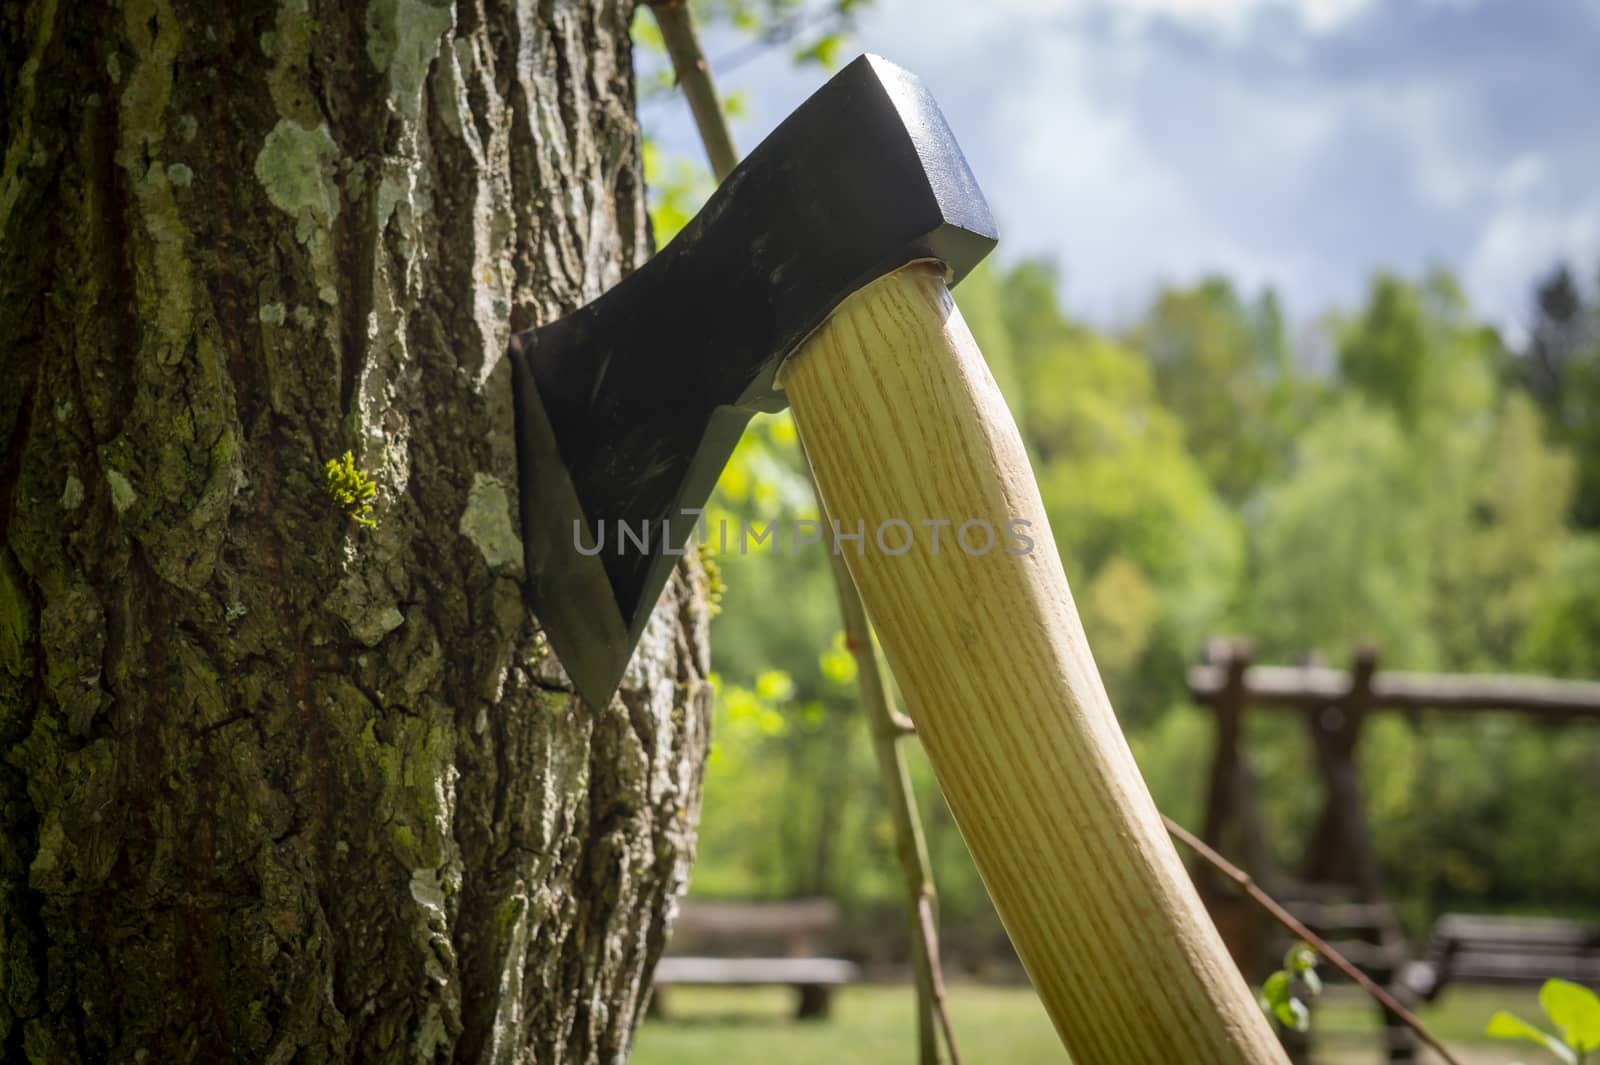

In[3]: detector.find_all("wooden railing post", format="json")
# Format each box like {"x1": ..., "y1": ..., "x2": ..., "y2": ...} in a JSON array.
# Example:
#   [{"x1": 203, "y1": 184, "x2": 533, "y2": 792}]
[
  {"x1": 1199, "y1": 641, "x2": 1254, "y2": 965},
  {"x1": 1301, "y1": 646, "x2": 1382, "y2": 894}
]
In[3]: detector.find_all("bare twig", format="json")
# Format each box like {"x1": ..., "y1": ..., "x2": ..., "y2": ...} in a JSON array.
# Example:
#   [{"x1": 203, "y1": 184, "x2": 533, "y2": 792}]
[
  {"x1": 643, "y1": 0, "x2": 739, "y2": 181},
  {"x1": 917, "y1": 895, "x2": 962, "y2": 1065},
  {"x1": 643, "y1": 8, "x2": 959, "y2": 1063},
  {"x1": 1162, "y1": 815, "x2": 1465, "y2": 1065},
  {"x1": 826, "y1": 541, "x2": 958, "y2": 1065}
]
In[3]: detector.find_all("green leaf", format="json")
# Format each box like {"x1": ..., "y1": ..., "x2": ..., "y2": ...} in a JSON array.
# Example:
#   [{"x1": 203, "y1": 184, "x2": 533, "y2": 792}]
[
  {"x1": 1284, "y1": 941, "x2": 1318, "y2": 975},
  {"x1": 1259, "y1": 970, "x2": 1291, "y2": 1015},
  {"x1": 1487, "y1": 1011, "x2": 1578, "y2": 1065},
  {"x1": 1541, "y1": 980, "x2": 1600, "y2": 1053},
  {"x1": 631, "y1": 17, "x2": 664, "y2": 54},
  {"x1": 819, "y1": 631, "x2": 858, "y2": 685},
  {"x1": 1260, "y1": 967, "x2": 1310, "y2": 1032},
  {"x1": 793, "y1": 33, "x2": 843, "y2": 69},
  {"x1": 754, "y1": 669, "x2": 794, "y2": 702}
]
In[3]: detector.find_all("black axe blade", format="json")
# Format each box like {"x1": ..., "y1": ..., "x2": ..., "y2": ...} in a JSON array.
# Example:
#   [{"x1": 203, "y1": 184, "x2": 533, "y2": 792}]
[{"x1": 508, "y1": 54, "x2": 997, "y2": 708}]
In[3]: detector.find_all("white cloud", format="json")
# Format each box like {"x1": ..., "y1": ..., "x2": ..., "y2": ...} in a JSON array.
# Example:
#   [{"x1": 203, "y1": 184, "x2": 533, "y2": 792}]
[
  {"x1": 1465, "y1": 201, "x2": 1600, "y2": 325},
  {"x1": 986, "y1": 0, "x2": 1375, "y2": 32},
  {"x1": 1114, "y1": 0, "x2": 1373, "y2": 32}
]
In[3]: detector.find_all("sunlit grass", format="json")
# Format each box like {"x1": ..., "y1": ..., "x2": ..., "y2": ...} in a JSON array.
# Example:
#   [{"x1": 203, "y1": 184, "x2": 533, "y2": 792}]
[
  {"x1": 635, "y1": 983, "x2": 1065, "y2": 1065},
  {"x1": 632, "y1": 983, "x2": 1542, "y2": 1065}
]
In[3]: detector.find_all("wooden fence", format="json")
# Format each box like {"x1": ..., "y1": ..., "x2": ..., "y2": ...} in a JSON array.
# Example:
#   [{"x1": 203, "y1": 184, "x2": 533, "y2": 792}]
[{"x1": 1188, "y1": 639, "x2": 1600, "y2": 1063}]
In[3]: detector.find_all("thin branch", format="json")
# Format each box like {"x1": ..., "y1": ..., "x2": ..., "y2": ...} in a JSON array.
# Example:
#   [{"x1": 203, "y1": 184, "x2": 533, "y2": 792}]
[
  {"x1": 918, "y1": 895, "x2": 963, "y2": 1065},
  {"x1": 1162, "y1": 815, "x2": 1465, "y2": 1065},
  {"x1": 644, "y1": 0, "x2": 740, "y2": 181},
  {"x1": 825, "y1": 535, "x2": 957, "y2": 1065}
]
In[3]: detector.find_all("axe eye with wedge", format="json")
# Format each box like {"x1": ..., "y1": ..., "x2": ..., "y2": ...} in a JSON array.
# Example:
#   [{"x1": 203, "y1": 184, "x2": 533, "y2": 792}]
[{"x1": 509, "y1": 55, "x2": 1289, "y2": 1065}]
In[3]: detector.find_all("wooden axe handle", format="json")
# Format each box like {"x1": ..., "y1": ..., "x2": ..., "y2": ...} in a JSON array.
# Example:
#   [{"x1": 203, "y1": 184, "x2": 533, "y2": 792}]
[{"x1": 779, "y1": 263, "x2": 1288, "y2": 1064}]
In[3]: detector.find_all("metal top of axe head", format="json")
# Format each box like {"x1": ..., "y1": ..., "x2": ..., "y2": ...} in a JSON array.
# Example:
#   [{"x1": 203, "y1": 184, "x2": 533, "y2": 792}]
[{"x1": 508, "y1": 53, "x2": 997, "y2": 708}]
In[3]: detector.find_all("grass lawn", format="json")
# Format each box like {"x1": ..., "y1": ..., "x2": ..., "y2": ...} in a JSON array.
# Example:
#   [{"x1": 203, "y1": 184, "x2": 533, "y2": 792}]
[{"x1": 633, "y1": 983, "x2": 1542, "y2": 1065}]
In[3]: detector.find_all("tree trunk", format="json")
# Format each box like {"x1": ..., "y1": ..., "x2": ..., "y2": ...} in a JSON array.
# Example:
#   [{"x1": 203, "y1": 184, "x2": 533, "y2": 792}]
[{"x1": 0, "y1": 2, "x2": 712, "y2": 1062}]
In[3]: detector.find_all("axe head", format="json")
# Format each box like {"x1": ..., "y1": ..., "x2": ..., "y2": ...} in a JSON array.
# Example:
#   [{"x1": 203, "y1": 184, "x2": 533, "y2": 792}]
[{"x1": 509, "y1": 54, "x2": 996, "y2": 708}]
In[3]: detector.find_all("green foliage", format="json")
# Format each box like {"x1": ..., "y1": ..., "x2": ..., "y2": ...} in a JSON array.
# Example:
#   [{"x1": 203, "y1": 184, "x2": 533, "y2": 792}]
[
  {"x1": 1134, "y1": 276, "x2": 1298, "y2": 501},
  {"x1": 670, "y1": 254, "x2": 1600, "y2": 947},
  {"x1": 1336, "y1": 270, "x2": 1501, "y2": 427},
  {"x1": 1519, "y1": 537, "x2": 1600, "y2": 675},
  {"x1": 1543, "y1": 981, "x2": 1600, "y2": 1056},
  {"x1": 323, "y1": 451, "x2": 377, "y2": 529},
  {"x1": 1339, "y1": 273, "x2": 1430, "y2": 422},
  {"x1": 641, "y1": 141, "x2": 710, "y2": 246},
  {"x1": 1487, "y1": 979, "x2": 1600, "y2": 1063},
  {"x1": 1248, "y1": 278, "x2": 1565, "y2": 671},
  {"x1": 1513, "y1": 263, "x2": 1600, "y2": 528},
  {"x1": 1259, "y1": 941, "x2": 1323, "y2": 1032}
]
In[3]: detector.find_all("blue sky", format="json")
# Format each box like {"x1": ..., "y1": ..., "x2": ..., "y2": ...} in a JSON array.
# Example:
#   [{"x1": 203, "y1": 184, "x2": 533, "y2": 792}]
[{"x1": 639, "y1": 0, "x2": 1600, "y2": 333}]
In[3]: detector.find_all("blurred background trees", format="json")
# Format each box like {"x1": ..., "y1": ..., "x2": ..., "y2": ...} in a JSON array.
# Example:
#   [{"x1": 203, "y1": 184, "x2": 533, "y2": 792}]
[
  {"x1": 634, "y1": 4, "x2": 1600, "y2": 969},
  {"x1": 678, "y1": 246, "x2": 1600, "y2": 959}
]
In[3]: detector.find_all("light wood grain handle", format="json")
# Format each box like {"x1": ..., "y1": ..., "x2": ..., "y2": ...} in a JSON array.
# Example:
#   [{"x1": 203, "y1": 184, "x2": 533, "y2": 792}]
[{"x1": 779, "y1": 263, "x2": 1288, "y2": 1064}]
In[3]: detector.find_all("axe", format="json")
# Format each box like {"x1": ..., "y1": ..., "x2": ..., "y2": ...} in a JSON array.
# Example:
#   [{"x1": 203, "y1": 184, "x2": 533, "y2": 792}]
[{"x1": 508, "y1": 55, "x2": 1288, "y2": 1064}]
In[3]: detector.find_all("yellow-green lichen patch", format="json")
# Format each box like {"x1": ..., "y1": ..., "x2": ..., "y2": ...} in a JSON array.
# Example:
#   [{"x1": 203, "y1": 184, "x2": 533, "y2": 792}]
[
  {"x1": 253, "y1": 120, "x2": 340, "y2": 245},
  {"x1": 458, "y1": 473, "x2": 522, "y2": 573},
  {"x1": 106, "y1": 470, "x2": 137, "y2": 514},
  {"x1": 365, "y1": 0, "x2": 453, "y2": 124},
  {"x1": 409, "y1": 866, "x2": 447, "y2": 919},
  {"x1": 59, "y1": 475, "x2": 84, "y2": 511}
]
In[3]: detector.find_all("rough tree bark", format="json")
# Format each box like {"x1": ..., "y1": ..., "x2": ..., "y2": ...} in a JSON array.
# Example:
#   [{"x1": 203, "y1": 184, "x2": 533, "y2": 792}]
[{"x1": 0, "y1": 2, "x2": 712, "y2": 1062}]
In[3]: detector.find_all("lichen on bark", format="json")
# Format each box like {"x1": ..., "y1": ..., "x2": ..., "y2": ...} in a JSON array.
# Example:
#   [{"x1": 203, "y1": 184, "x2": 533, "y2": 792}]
[{"x1": 0, "y1": 1, "x2": 709, "y2": 1062}]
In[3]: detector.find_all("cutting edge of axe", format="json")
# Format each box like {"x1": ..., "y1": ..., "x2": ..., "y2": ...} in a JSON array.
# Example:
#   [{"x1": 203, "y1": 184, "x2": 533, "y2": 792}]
[{"x1": 507, "y1": 53, "x2": 995, "y2": 709}]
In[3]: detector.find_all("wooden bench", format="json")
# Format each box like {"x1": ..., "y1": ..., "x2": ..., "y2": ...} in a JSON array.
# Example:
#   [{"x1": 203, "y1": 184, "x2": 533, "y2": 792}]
[
  {"x1": 1400, "y1": 914, "x2": 1600, "y2": 1002},
  {"x1": 650, "y1": 899, "x2": 860, "y2": 1020}
]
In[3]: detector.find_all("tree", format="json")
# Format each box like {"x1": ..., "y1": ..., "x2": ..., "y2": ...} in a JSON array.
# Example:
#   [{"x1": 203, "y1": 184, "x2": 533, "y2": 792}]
[
  {"x1": 0, "y1": 3, "x2": 711, "y2": 1062},
  {"x1": 1520, "y1": 263, "x2": 1588, "y2": 406},
  {"x1": 1515, "y1": 261, "x2": 1600, "y2": 528},
  {"x1": 1246, "y1": 270, "x2": 1555, "y2": 671},
  {"x1": 1133, "y1": 276, "x2": 1293, "y2": 503}
]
